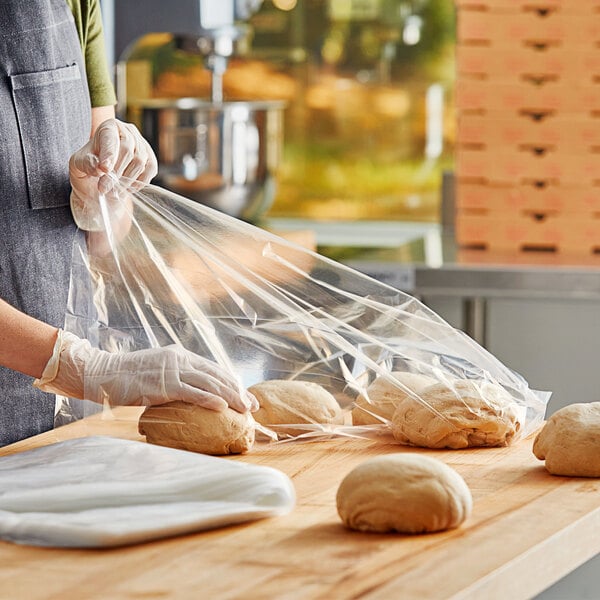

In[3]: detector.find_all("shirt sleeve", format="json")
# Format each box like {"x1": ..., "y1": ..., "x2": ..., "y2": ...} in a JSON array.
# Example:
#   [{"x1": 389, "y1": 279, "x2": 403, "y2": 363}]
[{"x1": 82, "y1": 0, "x2": 117, "y2": 108}]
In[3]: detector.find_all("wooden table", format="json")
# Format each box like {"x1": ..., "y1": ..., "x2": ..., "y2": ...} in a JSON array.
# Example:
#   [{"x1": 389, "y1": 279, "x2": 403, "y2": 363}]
[{"x1": 0, "y1": 409, "x2": 599, "y2": 600}]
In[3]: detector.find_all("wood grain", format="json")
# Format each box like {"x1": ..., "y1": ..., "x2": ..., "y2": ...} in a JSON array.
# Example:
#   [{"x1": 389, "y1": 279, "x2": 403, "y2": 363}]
[{"x1": 0, "y1": 410, "x2": 598, "y2": 600}]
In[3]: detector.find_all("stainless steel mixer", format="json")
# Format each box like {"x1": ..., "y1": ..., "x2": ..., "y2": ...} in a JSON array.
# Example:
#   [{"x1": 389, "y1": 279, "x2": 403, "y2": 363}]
[
  {"x1": 139, "y1": 97, "x2": 284, "y2": 222},
  {"x1": 121, "y1": 0, "x2": 286, "y2": 221},
  {"x1": 183, "y1": 0, "x2": 264, "y2": 104}
]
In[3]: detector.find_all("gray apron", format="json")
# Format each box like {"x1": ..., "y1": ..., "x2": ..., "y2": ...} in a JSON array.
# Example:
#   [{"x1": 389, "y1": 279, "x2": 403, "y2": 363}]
[{"x1": 0, "y1": 0, "x2": 91, "y2": 446}]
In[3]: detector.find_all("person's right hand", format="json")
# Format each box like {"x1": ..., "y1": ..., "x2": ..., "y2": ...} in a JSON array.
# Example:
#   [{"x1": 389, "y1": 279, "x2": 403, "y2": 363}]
[
  {"x1": 69, "y1": 119, "x2": 157, "y2": 231},
  {"x1": 34, "y1": 330, "x2": 257, "y2": 413}
]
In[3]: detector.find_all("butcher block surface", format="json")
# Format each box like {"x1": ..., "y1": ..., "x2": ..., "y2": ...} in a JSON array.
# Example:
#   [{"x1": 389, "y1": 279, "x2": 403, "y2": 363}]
[{"x1": 0, "y1": 407, "x2": 599, "y2": 600}]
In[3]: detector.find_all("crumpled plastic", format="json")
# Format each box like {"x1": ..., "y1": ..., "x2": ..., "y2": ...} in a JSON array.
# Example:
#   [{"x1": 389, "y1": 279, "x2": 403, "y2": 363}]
[
  {"x1": 0, "y1": 436, "x2": 295, "y2": 547},
  {"x1": 58, "y1": 174, "x2": 550, "y2": 445}
]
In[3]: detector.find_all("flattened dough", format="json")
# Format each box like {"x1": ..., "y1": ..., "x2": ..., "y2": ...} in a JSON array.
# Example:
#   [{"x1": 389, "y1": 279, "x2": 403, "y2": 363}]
[
  {"x1": 391, "y1": 379, "x2": 521, "y2": 449},
  {"x1": 139, "y1": 401, "x2": 255, "y2": 455},
  {"x1": 248, "y1": 380, "x2": 344, "y2": 430},
  {"x1": 533, "y1": 402, "x2": 600, "y2": 477},
  {"x1": 336, "y1": 454, "x2": 472, "y2": 533},
  {"x1": 352, "y1": 372, "x2": 437, "y2": 425}
]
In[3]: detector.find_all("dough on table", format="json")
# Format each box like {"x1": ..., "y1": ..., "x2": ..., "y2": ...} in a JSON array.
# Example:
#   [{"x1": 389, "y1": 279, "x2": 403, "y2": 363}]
[
  {"x1": 139, "y1": 401, "x2": 255, "y2": 455},
  {"x1": 336, "y1": 454, "x2": 472, "y2": 534},
  {"x1": 391, "y1": 378, "x2": 521, "y2": 449},
  {"x1": 248, "y1": 380, "x2": 344, "y2": 431},
  {"x1": 352, "y1": 372, "x2": 437, "y2": 425},
  {"x1": 533, "y1": 402, "x2": 600, "y2": 477}
]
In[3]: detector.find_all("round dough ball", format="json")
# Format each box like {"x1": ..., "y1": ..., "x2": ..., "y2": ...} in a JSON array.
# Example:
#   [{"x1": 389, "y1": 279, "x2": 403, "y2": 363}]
[
  {"x1": 352, "y1": 372, "x2": 437, "y2": 425},
  {"x1": 248, "y1": 380, "x2": 344, "y2": 430},
  {"x1": 391, "y1": 379, "x2": 521, "y2": 449},
  {"x1": 533, "y1": 402, "x2": 600, "y2": 477},
  {"x1": 336, "y1": 454, "x2": 472, "y2": 533},
  {"x1": 139, "y1": 401, "x2": 255, "y2": 455}
]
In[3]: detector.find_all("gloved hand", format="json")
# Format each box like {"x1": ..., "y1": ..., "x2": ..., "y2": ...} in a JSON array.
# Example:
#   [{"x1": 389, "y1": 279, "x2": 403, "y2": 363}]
[
  {"x1": 34, "y1": 330, "x2": 258, "y2": 413},
  {"x1": 69, "y1": 119, "x2": 158, "y2": 231}
]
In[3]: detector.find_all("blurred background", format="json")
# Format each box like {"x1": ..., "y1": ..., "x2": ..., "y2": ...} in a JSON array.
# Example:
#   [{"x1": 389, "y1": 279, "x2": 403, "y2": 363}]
[{"x1": 106, "y1": 0, "x2": 455, "y2": 224}]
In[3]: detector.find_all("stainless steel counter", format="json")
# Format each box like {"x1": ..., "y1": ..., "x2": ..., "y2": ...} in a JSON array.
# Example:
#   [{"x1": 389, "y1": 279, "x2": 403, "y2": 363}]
[
  {"x1": 267, "y1": 218, "x2": 600, "y2": 296},
  {"x1": 356, "y1": 257, "x2": 600, "y2": 345},
  {"x1": 266, "y1": 218, "x2": 600, "y2": 344},
  {"x1": 412, "y1": 264, "x2": 600, "y2": 300}
]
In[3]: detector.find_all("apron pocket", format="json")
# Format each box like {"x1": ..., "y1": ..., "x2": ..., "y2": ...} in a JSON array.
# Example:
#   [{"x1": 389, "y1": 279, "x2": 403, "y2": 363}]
[{"x1": 11, "y1": 63, "x2": 89, "y2": 210}]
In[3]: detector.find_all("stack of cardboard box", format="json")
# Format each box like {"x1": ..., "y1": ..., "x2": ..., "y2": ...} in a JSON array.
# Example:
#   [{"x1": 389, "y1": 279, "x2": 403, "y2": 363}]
[{"x1": 455, "y1": 0, "x2": 600, "y2": 253}]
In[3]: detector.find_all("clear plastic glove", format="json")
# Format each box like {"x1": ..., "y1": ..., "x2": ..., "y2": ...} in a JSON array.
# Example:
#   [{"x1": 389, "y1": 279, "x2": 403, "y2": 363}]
[
  {"x1": 69, "y1": 119, "x2": 158, "y2": 231},
  {"x1": 34, "y1": 331, "x2": 258, "y2": 413}
]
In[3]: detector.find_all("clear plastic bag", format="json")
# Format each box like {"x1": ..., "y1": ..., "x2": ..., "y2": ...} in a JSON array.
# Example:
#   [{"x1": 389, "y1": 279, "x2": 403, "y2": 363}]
[{"x1": 59, "y1": 174, "x2": 550, "y2": 448}]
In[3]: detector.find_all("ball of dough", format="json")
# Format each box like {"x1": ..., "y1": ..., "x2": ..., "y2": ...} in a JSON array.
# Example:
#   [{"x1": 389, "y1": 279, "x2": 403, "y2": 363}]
[
  {"x1": 391, "y1": 379, "x2": 521, "y2": 449},
  {"x1": 139, "y1": 401, "x2": 255, "y2": 455},
  {"x1": 533, "y1": 402, "x2": 600, "y2": 477},
  {"x1": 352, "y1": 372, "x2": 437, "y2": 425},
  {"x1": 336, "y1": 454, "x2": 472, "y2": 533},
  {"x1": 248, "y1": 380, "x2": 344, "y2": 430}
]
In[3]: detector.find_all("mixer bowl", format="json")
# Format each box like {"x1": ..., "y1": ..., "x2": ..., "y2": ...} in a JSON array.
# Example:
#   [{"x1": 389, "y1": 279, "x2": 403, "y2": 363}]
[{"x1": 137, "y1": 98, "x2": 285, "y2": 222}]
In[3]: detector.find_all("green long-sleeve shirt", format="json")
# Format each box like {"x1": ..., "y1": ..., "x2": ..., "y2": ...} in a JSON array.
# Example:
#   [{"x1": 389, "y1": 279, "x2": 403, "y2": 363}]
[{"x1": 66, "y1": 0, "x2": 117, "y2": 107}]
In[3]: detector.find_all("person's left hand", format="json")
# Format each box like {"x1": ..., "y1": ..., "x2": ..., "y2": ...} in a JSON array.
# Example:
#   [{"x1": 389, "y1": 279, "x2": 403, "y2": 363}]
[
  {"x1": 69, "y1": 119, "x2": 158, "y2": 230},
  {"x1": 34, "y1": 330, "x2": 259, "y2": 413}
]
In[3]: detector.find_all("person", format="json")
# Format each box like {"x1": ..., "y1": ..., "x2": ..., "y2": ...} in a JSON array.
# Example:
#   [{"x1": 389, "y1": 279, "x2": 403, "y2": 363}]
[{"x1": 0, "y1": 1, "x2": 254, "y2": 447}]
